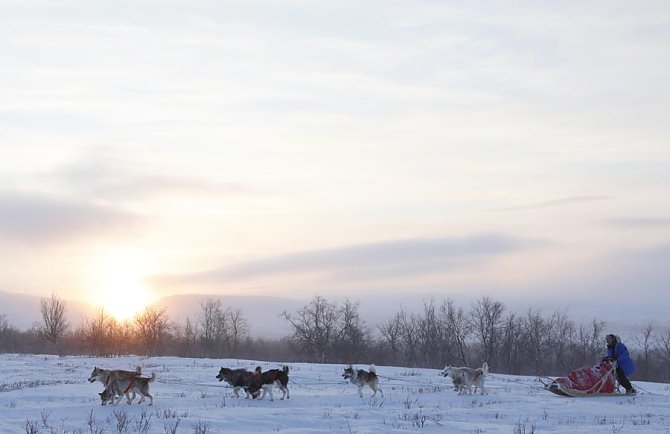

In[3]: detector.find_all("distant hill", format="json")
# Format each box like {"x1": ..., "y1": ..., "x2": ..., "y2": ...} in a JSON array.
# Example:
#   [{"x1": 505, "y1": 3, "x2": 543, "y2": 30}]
[{"x1": 0, "y1": 290, "x2": 95, "y2": 330}]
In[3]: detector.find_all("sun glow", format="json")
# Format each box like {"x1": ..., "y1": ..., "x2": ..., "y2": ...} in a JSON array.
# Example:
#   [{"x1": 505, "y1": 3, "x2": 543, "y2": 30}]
[{"x1": 90, "y1": 250, "x2": 156, "y2": 321}]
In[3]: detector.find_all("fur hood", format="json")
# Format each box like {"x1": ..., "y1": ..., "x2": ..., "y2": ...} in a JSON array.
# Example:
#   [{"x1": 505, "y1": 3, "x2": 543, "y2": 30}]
[{"x1": 606, "y1": 334, "x2": 621, "y2": 345}]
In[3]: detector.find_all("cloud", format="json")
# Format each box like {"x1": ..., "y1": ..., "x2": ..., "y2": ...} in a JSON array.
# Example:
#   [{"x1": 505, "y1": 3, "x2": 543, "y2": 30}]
[
  {"x1": 521, "y1": 241, "x2": 670, "y2": 308},
  {"x1": 482, "y1": 195, "x2": 612, "y2": 212},
  {"x1": 604, "y1": 217, "x2": 670, "y2": 228},
  {"x1": 67, "y1": 172, "x2": 250, "y2": 202},
  {"x1": 155, "y1": 233, "x2": 543, "y2": 287},
  {"x1": 0, "y1": 191, "x2": 139, "y2": 244},
  {"x1": 624, "y1": 242, "x2": 670, "y2": 262},
  {"x1": 51, "y1": 152, "x2": 255, "y2": 203}
]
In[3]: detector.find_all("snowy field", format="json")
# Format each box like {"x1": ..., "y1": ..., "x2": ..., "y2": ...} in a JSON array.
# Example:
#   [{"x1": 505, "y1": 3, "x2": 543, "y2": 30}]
[{"x1": 2, "y1": 354, "x2": 670, "y2": 433}]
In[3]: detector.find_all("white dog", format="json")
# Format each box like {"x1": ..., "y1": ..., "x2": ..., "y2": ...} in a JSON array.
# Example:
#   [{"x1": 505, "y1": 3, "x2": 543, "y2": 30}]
[{"x1": 441, "y1": 362, "x2": 488, "y2": 395}]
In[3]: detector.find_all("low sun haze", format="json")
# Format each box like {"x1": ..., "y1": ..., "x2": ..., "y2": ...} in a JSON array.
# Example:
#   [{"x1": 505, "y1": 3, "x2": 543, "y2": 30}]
[{"x1": 1, "y1": 1, "x2": 669, "y2": 322}]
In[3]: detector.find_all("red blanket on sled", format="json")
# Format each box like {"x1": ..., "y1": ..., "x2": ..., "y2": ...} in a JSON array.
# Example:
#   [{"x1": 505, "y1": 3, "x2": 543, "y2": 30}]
[{"x1": 554, "y1": 361, "x2": 616, "y2": 394}]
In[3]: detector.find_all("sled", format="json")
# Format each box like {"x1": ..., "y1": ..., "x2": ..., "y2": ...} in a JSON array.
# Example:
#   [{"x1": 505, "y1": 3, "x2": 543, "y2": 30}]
[{"x1": 539, "y1": 360, "x2": 634, "y2": 397}]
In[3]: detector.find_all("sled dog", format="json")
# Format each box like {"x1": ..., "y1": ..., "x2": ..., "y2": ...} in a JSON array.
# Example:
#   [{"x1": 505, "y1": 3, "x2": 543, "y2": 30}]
[
  {"x1": 216, "y1": 367, "x2": 258, "y2": 399},
  {"x1": 342, "y1": 365, "x2": 384, "y2": 397},
  {"x1": 248, "y1": 366, "x2": 290, "y2": 401},
  {"x1": 88, "y1": 366, "x2": 143, "y2": 402},
  {"x1": 88, "y1": 366, "x2": 142, "y2": 386},
  {"x1": 451, "y1": 372, "x2": 465, "y2": 392},
  {"x1": 439, "y1": 366, "x2": 467, "y2": 392},
  {"x1": 441, "y1": 362, "x2": 488, "y2": 395},
  {"x1": 99, "y1": 372, "x2": 156, "y2": 405},
  {"x1": 98, "y1": 386, "x2": 115, "y2": 405}
]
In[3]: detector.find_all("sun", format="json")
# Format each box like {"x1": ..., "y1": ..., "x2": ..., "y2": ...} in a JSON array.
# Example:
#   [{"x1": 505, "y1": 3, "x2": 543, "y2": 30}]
[{"x1": 90, "y1": 250, "x2": 156, "y2": 321}]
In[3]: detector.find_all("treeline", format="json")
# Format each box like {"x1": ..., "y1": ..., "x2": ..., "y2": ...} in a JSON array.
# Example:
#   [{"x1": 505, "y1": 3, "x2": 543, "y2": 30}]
[
  {"x1": 0, "y1": 296, "x2": 293, "y2": 362},
  {"x1": 2, "y1": 294, "x2": 669, "y2": 382}
]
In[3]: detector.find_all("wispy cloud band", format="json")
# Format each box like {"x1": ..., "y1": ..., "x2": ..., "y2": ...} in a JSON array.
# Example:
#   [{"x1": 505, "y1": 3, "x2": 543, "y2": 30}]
[
  {"x1": 0, "y1": 191, "x2": 138, "y2": 243},
  {"x1": 482, "y1": 195, "x2": 612, "y2": 212},
  {"x1": 155, "y1": 233, "x2": 543, "y2": 287}
]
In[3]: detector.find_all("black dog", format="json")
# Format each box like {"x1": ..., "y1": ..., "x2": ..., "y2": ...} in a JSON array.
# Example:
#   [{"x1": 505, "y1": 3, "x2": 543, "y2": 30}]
[{"x1": 216, "y1": 367, "x2": 259, "y2": 399}]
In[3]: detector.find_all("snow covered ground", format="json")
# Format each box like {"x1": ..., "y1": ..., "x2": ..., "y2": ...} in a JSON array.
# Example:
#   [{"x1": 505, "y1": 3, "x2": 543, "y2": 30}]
[{"x1": 1, "y1": 354, "x2": 670, "y2": 433}]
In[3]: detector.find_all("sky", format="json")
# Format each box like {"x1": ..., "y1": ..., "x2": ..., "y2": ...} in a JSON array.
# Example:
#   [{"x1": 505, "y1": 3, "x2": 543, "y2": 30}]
[{"x1": 1, "y1": 1, "x2": 669, "y2": 322}]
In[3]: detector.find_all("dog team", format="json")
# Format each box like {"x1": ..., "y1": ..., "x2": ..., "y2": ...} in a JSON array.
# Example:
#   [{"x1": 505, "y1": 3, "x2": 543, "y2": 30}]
[
  {"x1": 88, "y1": 360, "x2": 489, "y2": 405},
  {"x1": 216, "y1": 365, "x2": 290, "y2": 401}
]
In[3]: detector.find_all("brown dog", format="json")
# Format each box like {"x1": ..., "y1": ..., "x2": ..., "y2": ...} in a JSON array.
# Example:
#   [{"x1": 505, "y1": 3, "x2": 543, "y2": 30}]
[
  {"x1": 99, "y1": 372, "x2": 156, "y2": 405},
  {"x1": 247, "y1": 366, "x2": 290, "y2": 401}
]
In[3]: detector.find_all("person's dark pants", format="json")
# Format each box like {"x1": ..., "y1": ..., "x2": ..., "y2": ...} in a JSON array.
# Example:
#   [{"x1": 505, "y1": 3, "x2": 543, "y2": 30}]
[{"x1": 615, "y1": 365, "x2": 633, "y2": 391}]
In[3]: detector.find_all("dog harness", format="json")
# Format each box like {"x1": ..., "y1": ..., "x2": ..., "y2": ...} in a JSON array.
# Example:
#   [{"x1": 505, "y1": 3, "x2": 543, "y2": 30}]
[
  {"x1": 122, "y1": 377, "x2": 136, "y2": 395},
  {"x1": 104, "y1": 372, "x2": 138, "y2": 395}
]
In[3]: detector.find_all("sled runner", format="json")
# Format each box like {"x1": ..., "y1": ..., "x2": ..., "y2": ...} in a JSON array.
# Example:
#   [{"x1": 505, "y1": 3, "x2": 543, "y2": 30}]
[{"x1": 539, "y1": 360, "x2": 634, "y2": 397}]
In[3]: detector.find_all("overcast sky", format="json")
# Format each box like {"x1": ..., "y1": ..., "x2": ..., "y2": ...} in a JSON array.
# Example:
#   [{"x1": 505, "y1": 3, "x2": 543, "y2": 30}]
[{"x1": 1, "y1": 1, "x2": 669, "y2": 320}]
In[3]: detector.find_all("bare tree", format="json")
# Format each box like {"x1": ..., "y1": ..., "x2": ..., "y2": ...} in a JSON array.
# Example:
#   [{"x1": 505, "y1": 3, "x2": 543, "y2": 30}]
[
  {"x1": 38, "y1": 293, "x2": 68, "y2": 356},
  {"x1": 470, "y1": 296, "x2": 504, "y2": 367},
  {"x1": 199, "y1": 298, "x2": 229, "y2": 357},
  {"x1": 228, "y1": 308, "x2": 249, "y2": 354},
  {"x1": 656, "y1": 328, "x2": 670, "y2": 381},
  {"x1": 82, "y1": 309, "x2": 115, "y2": 356},
  {"x1": 499, "y1": 313, "x2": 523, "y2": 374},
  {"x1": 0, "y1": 314, "x2": 8, "y2": 333},
  {"x1": 633, "y1": 323, "x2": 654, "y2": 378},
  {"x1": 440, "y1": 299, "x2": 470, "y2": 366},
  {"x1": 576, "y1": 319, "x2": 606, "y2": 364},
  {"x1": 0, "y1": 314, "x2": 14, "y2": 352},
  {"x1": 521, "y1": 309, "x2": 549, "y2": 374},
  {"x1": 180, "y1": 317, "x2": 198, "y2": 357},
  {"x1": 546, "y1": 311, "x2": 575, "y2": 374},
  {"x1": 397, "y1": 308, "x2": 419, "y2": 366},
  {"x1": 135, "y1": 306, "x2": 169, "y2": 357},
  {"x1": 334, "y1": 299, "x2": 368, "y2": 363},
  {"x1": 379, "y1": 307, "x2": 418, "y2": 366},
  {"x1": 378, "y1": 311, "x2": 403, "y2": 365},
  {"x1": 282, "y1": 296, "x2": 340, "y2": 363},
  {"x1": 109, "y1": 320, "x2": 135, "y2": 356},
  {"x1": 415, "y1": 299, "x2": 446, "y2": 367}
]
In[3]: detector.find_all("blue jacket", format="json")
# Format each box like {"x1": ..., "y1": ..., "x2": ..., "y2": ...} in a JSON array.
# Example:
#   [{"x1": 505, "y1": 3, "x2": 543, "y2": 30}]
[{"x1": 607, "y1": 340, "x2": 636, "y2": 377}]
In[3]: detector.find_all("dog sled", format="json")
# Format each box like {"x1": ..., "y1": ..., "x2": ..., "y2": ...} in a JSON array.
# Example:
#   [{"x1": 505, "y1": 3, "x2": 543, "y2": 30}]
[{"x1": 539, "y1": 360, "x2": 632, "y2": 397}]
